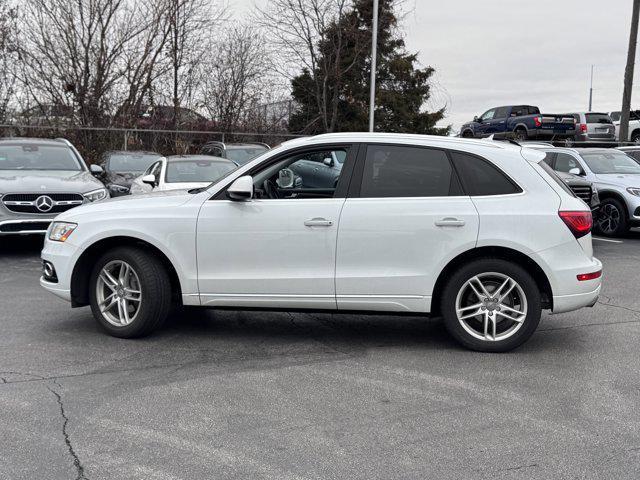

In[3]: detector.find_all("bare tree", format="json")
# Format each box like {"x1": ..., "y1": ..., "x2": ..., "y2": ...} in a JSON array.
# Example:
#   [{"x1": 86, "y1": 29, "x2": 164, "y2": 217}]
[
  {"x1": 201, "y1": 25, "x2": 273, "y2": 132},
  {"x1": 256, "y1": 0, "x2": 358, "y2": 132},
  {"x1": 162, "y1": 0, "x2": 226, "y2": 129},
  {"x1": 19, "y1": 0, "x2": 164, "y2": 126},
  {"x1": 0, "y1": 0, "x2": 19, "y2": 122}
]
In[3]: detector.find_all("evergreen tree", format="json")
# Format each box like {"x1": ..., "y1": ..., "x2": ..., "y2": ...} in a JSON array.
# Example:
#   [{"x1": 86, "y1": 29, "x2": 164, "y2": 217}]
[{"x1": 289, "y1": 0, "x2": 449, "y2": 135}]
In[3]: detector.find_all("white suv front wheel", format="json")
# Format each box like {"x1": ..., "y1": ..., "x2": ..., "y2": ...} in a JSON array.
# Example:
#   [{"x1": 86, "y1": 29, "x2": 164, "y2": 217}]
[
  {"x1": 441, "y1": 259, "x2": 542, "y2": 352},
  {"x1": 89, "y1": 247, "x2": 172, "y2": 338}
]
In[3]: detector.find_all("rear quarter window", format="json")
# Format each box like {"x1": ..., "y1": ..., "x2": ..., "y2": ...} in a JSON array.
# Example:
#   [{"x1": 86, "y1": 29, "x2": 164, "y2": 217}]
[{"x1": 450, "y1": 151, "x2": 522, "y2": 196}]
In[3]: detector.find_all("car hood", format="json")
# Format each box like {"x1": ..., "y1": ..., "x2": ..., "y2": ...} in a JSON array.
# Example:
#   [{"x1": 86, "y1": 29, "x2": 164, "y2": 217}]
[
  {"x1": 594, "y1": 173, "x2": 640, "y2": 188},
  {"x1": 0, "y1": 170, "x2": 104, "y2": 193},
  {"x1": 55, "y1": 188, "x2": 195, "y2": 222}
]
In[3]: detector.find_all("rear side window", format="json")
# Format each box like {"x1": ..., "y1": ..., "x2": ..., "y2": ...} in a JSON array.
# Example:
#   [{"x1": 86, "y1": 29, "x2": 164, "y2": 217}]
[
  {"x1": 450, "y1": 151, "x2": 522, "y2": 196},
  {"x1": 360, "y1": 145, "x2": 462, "y2": 198},
  {"x1": 585, "y1": 113, "x2": 613, "y2": 124},
  {"x1": 537, "y1": 161, "x2": 575, "y2": 197}
]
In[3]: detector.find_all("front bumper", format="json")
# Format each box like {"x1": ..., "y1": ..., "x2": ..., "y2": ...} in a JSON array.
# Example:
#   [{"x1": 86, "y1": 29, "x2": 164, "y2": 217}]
[
  {"x1": 0, "y1": 217, "x2": 56, "y2": 235},
  {"x1": 40, "y1": 237, "x2": 81, "y2": 303},
  {"x1": 40, "y1": 277, "x2": 71, "y2": 302}
]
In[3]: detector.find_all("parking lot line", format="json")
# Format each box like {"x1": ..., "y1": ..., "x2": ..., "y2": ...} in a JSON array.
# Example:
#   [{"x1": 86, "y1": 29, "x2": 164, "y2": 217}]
[{"x1": 592, "y1": 237, "x2": 623, "y2": 243}]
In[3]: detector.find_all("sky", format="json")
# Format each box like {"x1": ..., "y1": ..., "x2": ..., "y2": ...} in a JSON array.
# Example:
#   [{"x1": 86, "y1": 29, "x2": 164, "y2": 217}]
[{"x1": 234, "y1": 0, "x2": 635, "y2": 132}]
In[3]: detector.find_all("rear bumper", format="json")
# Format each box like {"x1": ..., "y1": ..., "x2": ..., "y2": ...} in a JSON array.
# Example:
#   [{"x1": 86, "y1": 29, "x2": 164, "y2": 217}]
[
  {"x1": 552, "y1": 284, "x2": 600, "y2": 314},
  {"x1": 529, "y1": 129, "x2": 576, "y2": 140}
]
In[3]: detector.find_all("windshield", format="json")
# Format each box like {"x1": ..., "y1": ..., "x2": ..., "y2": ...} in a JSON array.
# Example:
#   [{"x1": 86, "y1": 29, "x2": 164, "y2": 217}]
[
  {"x1": 165, "y1": 159, "x2": 237, "y2": 183},
  {"x1": 0, "y1": 145, "x2": 82, "y2": 171},
  {"x1": 581, "y1": 152, "x2": 640, "y2": 174},
  {"x1": 107, "y1": 153, "x2": 161, "y2": 173},
  {"x1": 226, "y1": 147, "x2": 268, "y2": 165}
]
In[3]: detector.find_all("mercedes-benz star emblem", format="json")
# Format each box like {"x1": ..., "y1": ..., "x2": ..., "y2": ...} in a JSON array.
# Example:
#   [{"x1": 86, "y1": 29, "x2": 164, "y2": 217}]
[{"x1": 35, "y1": 195, "x2": 54, "y2": 212}]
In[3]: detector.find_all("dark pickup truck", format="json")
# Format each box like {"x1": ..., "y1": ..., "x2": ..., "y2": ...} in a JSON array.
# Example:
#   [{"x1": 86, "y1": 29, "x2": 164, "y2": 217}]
[{"x1": 461, "y1": 105, "x2": 576, "y2": 141}]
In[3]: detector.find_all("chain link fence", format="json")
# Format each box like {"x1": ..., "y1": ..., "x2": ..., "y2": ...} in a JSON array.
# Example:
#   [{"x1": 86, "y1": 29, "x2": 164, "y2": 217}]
[{"x1": 0, "y1": 124, "x2": 305, "y2": 163}]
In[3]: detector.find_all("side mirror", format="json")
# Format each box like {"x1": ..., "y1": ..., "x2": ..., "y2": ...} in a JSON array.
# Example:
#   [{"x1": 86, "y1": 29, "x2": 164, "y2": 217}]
[
  {"x1": 474, "y1": 116, "x2": 481, "y2": 123},
  {"x1": 90, "y1": 164, "x2": 103, "y2": 175},
  {"x1": 142, "y1": 174, "x2": 156, "y2": 186},
  {"x1": 568, "y1": 167, "x2": 582, "y2": 176},
  {"x1": 323, "y1": 157, "x2": 334, "y2": 167},
  {"x1": 227, "y1": 175, "x2": 253, "y2": 201}
]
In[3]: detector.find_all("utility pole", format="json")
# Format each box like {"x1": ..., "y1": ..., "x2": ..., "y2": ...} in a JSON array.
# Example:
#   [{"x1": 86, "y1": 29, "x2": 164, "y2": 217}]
[
  {"x1": 620, "y1": 0, "x2": 640, "y2": 143},
  {"x1": 588, "y1": 65, "x2": 594, "y2": 111},
  {"x1": 368, "y1": 0, "x2": 379, "y2": 132}
]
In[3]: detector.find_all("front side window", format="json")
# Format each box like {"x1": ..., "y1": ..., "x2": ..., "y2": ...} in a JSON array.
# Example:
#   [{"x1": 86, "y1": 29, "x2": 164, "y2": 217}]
[
  {"x1": 359, "y1": 145, "x2": 460, "y2": 198},
  {"x1": 493, "y1": 107, "x2": 509, "y2": 119},
  {"x1": 450, "y1": 151, "x2": 521, "y2": 196},
  {"x1": 581, "y1": 151, "x2": 640, "y2": 174},
  {"x1": 251, "y1": 148, "x2": 348, "y2": 199},
  {"x1": 480, "y1": 109, "x2": 496, "y2": 121},
  {"x1": 554, "y1": 153, "x2": 583, "y2": 174},
  {"x1": 0, "y1": 145, "x2": 82, "y2": 171}
]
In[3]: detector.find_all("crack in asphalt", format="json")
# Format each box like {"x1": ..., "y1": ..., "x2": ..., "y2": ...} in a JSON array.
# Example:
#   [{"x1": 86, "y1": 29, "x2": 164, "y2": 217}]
[
  {"x1": 47, "y1": 379, "x2": 88, "y2": 480},
  {"x1": 498, "y1": 463, "x2": 538, "y2": 472}
]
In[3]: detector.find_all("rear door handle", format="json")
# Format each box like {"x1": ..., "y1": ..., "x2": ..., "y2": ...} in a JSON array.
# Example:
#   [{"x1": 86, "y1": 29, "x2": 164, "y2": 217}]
[
  {"x1": 435, "y1": 218, "x2": 465, "y2": 227},
  {"x1": 304, "y1": 217, "x2": 333, "y2": 227}
]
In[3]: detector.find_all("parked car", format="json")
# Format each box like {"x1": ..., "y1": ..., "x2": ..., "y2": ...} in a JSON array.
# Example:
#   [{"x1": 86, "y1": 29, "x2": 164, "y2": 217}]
[
  {"x1": 129, "y1": 155, "x2": 237, "y2": 194},
  {"x1": 536, "y1": 147, "x2": 640, "y2": 236},
  {"x1": 98, "y1": 150, "x2": 162, "y2": 197},
  {"x1": 40, "y1": 133, "x2": 602, "y2": 352},
  {"x1": 0, "y1": 138, "x2": 108, "y2": 235},
  {"x1": 617, "y1": 146, "x2": 640, "y2": 163},
  {"x1": 136, "y1": 105, "x2": 216, "y2": 131},
  {"x1": 460, "y1": 105, "x2": 576, "y2": 141},
  {"x1": 609, "y1": 110, "x2": 640, "y2": 142},
  {"x1": 562, "y1": 112, "x2": 615, "y2": 142},
  {"x1": 200, "y1": 141, "x2": 270, "y2": 165}
]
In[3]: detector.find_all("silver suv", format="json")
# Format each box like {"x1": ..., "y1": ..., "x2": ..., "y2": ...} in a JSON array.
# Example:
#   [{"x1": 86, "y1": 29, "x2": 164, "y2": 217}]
[
  {"x1": 539, "y1": 147, "x2": 640, "y2": 236},
  {"x1": 564, "y1": 112, "x2": 615, "y2": 142},
  {"x1": 0, "y1": 138, "x2": 108, "y2": 235}
]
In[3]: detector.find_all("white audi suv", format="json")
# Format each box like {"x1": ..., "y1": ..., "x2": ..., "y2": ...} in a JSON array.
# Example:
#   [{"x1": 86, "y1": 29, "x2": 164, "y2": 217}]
[{"x1": 40, "y1": 133, "x2": 602, "y2": 352}]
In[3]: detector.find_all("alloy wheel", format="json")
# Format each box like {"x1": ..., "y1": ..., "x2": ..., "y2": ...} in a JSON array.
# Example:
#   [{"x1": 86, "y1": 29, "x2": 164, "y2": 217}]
[
  {"x1": 598, "y1": 204, "x2": 621, "y2": 235},
  {"x1": 455, "y1": 272, "x2": 528, "y2": 342},
  {"x1": 96, "y1": 260, "x2": 142, "y2": 326}
]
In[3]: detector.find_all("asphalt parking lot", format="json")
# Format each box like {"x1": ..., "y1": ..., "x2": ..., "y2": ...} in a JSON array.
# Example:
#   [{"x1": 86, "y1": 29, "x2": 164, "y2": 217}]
[{"x1": 1, "y1": 235, "x2": 640, "y2": 480}]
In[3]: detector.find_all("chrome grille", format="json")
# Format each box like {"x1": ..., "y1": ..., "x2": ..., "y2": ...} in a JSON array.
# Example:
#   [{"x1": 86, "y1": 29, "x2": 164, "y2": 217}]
[
  {"x1": 2, "y1": 193, "x2": 84, "y2": 214},
  {"x1": 570, "y1": 185, "x2": 592, "y2": 203}
]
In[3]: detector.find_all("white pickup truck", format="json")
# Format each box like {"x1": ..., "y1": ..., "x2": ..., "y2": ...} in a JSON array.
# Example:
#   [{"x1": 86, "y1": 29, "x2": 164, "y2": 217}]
[{"x1": 609, "y1": 110, "x2": 640, "y2": 143}]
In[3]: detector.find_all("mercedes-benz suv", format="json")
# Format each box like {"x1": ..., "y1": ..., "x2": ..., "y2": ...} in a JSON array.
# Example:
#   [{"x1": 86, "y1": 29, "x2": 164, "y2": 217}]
[
  {"x1": 0, "y1": 138, "x2": 108, "y2": 235},
  {"x1": 40, "y1": 133, "x2": 601, "y2": 352}
]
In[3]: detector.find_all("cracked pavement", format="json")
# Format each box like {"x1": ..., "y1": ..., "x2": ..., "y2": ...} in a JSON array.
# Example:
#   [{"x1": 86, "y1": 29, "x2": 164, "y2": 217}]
[{"x1": 1, "y1": 234, "x2": 640, "y2": 479}]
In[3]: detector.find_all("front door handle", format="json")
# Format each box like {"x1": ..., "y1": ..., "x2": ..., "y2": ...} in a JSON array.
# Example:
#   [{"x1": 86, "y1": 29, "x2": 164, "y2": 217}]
[
  {"x1": 304, "y1": 217, "x2": 333, "y2": 227},
  {"x1": 435, "y1": 218, "x2": 465, "y2": 227}
]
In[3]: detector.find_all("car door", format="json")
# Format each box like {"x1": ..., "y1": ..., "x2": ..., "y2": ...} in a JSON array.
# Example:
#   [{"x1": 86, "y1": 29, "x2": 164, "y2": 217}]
[
  {"x1": 487, "y1": 107, "x2": 509, "y2": 135},
  {"x1": 476, "y1": 109, "x2": 496, "y2": 137},
  {"x1": 196, "y1": 144, "x2": 357, "y2": 309},
  {"x1": 335, "y1": 143, "x2": 479, "y2": 312}
]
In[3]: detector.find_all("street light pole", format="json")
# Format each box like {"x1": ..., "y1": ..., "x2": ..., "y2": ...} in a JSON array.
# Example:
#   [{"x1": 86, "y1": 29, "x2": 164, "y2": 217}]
[
  {"x1": 620, "y1": 0, "x2": 640, "y2": 143},
  {"x1": 588, "y1": 65, "x2": 594, "y2": 111},
  {"x1": 368, "y1": 0, "x2": 379, "y2": 132}
]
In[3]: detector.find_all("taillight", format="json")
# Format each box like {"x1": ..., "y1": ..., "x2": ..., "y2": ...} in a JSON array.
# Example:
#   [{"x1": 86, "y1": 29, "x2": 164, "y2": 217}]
[
  {"x1": 558, "y1": 210, "x2": 592, "y2": 238},
  {"x1": 578, "y1": 123, "x2": 587, "y2": 133},
  {"x1": 577, "y1": 270, "x2": 602, "y2": 281},
  {"x1": 534, "y1": 116, "x2": 542, "y2": 127}
]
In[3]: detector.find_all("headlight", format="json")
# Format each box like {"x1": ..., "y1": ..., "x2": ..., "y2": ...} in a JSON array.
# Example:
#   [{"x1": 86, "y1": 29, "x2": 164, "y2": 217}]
[
  {"x1": 109, "y1": 184, "x2": 130, "y2": 194},
  {"x1": 626, "y1": 187, "x2": 640, "y2": 197},
  {"x1": 48, "y1": 222, "x2": 77, "y2": 242},
  {"x1": 83, "y1": 188, "x2": 108, "y2": 202}
]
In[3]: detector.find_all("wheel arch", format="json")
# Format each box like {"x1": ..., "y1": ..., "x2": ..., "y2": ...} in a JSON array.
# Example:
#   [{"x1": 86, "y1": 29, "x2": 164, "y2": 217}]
[
  {"x1": 70, "y1": 236, "x2": 183, "y2": 308},
  {"x1": 430, "y1": 246, "x2": 553, "y2": 316}
]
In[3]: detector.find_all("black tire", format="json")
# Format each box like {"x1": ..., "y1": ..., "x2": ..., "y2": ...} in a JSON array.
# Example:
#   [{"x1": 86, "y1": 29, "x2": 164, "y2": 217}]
[
  {"x1": 89, "y1": 246, "x2": 172, "y2": 338},
  {"x1": 441, "y1": 258, "x2": 542, "y2": 352},
  {"x1": 595, "y1": 198, "x2": 629, "y2": 237},
  {"x1": 631, "y1": 130, "x2": 640, "y2": 144},
  {"x1": 513, "y1": 128, "x2": 528, "y2": 142},
  {"x1": 461, "y1": 130, "x2": 474, "y2": 138}
]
